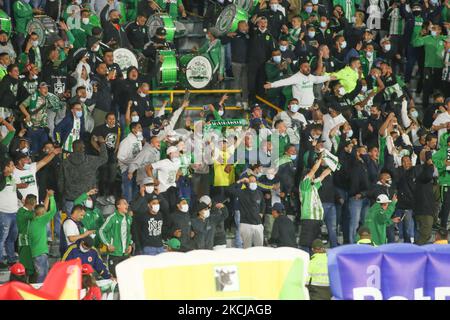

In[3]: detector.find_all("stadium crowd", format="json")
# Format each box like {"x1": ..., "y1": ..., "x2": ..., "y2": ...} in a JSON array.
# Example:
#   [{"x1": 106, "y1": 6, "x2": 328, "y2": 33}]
[{"x1": 0, "y1": 0, "x2": 449, "y2": 299}]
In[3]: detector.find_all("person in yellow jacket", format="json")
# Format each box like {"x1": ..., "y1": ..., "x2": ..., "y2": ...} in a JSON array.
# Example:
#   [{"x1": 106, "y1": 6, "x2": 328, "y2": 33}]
[
  {"x1": 331, "y1": 57, "x2": 363, "y2": 94},
  {"x1": 307, "y1": 239, "x2": 331, "y2": 300}
]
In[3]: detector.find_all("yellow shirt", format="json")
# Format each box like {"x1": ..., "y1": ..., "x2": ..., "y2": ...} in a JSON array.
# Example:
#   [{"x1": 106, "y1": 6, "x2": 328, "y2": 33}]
[
  {"x1": 213, "y1": 150, "x2": 235, "y2": 187},
  {"x1": 434, "y1": 240, "x2": 449, "y2": 245}
]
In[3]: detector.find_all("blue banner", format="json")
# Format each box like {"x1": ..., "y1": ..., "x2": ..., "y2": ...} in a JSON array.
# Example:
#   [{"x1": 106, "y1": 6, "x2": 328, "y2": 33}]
[{"x1": 328, "y1": 244, "x2": 450, "y2": 300}]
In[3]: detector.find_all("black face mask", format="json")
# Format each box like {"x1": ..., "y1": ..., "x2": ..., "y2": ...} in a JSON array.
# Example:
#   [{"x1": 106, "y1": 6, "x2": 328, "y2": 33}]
[
  {"x1": 413, "y1": 10, "x2": 421, "y2": 16},
  {"x1": 0, "y1": 41, "x2": 7, "y2": 46},
  {"x1": 111, "y1": 18, "x2": 120, "y2": 24}
]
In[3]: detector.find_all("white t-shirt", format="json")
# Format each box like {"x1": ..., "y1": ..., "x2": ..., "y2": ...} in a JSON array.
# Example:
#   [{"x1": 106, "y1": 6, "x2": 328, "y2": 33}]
[
  {"x1": 0, "y1": 176, "x2": 19, "y2": 213},
  {"x1": 13, "y1": 162, "x2": 39, "y2": 203},
  {"x1": 322, "y1": 113, "x2": 347, "y2": 151},
  {"x1": 432, "y1": 112, "x2": 450, "y2": 145},
  {"x1": 151, "y1": 158, "x2": 180, "y2": 193},
  {"x1": 63, "y1": 219, "x2": 80, "y2": 247}
]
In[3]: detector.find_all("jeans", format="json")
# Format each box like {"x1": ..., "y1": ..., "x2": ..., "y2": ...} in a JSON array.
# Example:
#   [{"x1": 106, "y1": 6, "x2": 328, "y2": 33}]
[
  {"x1": 323, "y1": 202, "x2": 338, "y2": 248},
  {"x1": 177, "y1": 176, "x2": 192, "y2": 203},
  {"x1": 234, "y1": 210, "x2": 243, "y2": 248},
  {"x1": 64, "y1": 200, "x2": 74, "y2": 217},
  {"x1": 121, "y1": 171, "x2": 137, "y2": 203},
  {"x1": 387, "y1": 209, "x2": 415, "y2": 243},
  {"x1": 26, "y1": 127, "x2": 49, "y2": 155},
  {"x1": 142, "y1": 246, "x2": 165, "y2": 256},
  {"x1": 0, "y1": 212, "x2": 18, "y2": 263},
  {"x1": 33, "y1": 254, "x2": 49, "y2": 283},
  {"x1": 335, "y1": 188, "x2": 349, "y2": 243},
  {"x1": 348, "y1": 197, "x2": 370, "y2": 244}
]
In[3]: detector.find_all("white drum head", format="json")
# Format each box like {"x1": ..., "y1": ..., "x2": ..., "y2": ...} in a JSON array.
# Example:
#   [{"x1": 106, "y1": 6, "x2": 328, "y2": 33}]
[{"x1": 185, "y1": 56, "x2": 213, "y2": 89}]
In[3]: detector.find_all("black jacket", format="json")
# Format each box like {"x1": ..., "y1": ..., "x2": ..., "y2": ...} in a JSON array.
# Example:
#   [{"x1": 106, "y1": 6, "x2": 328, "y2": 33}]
[
  {"x1": 167, "y1": 210, "x2": 193, "y2": 251},
  {"x1": 413, "y1": 164, "x2": 435, "y2": 216},
  {"x1": 191, "y1": 217, "x2": 213, "y2": 250},
  {"x1": 395, "y1": 166, "x2": 417, "y2": 210},
  {"x1": 101, "y1": 4, "x2": 131, "y2": 48},
  {"x1": 91, "y1": 74, "x2": 112, "y2": 112},
  {"x1": 222, "y1": 31, "x2": 250, "y2": 64},
  {"x1": 229, "y1": 183, "x2": 265, "y2": 225},
  {"x1": 349, "y1": 158, "x2": 370, "y2": 197},
  {"x1": 269, "y1": 215, "x2": 297, "y2": 247},
  {"x1": 366, "y1": 182, "x2": 395, "y2": 205},
  {"x1": 126, "y1": 21, "x2": 148, "y2": 50},
  {"x1": 58, "y1": 144, "x2": 108, "y2": 201},
  {"x1": 318, "y1": 172, "x2": 336, "y2": 204},
  {"x1": 364, "y1": 156, "x2": 381, "y2": 185},
  {"x1": 248, "y1": 28, "x2": 275, "y2": 65},
  {"x1": 211, "y1": 205, "x2": 229, "y2": 246},
  {"x1": 0, "y1": 75, "x2": 29, "y2": 111},
  {"x1": 255, "y1": 8, "x2": 287, "y2": 40}
]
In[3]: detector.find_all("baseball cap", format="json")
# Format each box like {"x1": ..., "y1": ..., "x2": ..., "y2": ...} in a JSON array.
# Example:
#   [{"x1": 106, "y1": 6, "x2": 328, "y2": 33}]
[
  {"x1": 272, "y1": 202, "x2": 285, "y2": 213},
  {"x1": 199, "y1": 195, "x2": 212, "y2": 206},
  {"x1": 166, "y1": 146, "x2": 178, "y2": 155},
  {"x1": 376, "y1": 194, "x2": 392, "y2": 204},
  {"x1": 311, "y1": 239, "x2": 325, "y2": 249},
  {"x1": 156, "y1": 27, "x2": 167, "y2": 36},
  {"x1": 81, "y1": 263, "x2": 94, "y2": 275},
  {"x1": 142, "y1": 177, "x2": 154, "y2": 185},
  {"x1": 9, "y1": 263, "x2": 26, "y2": 276},
  {"x1": 81, "y1": 236, "x2": 94, "y2": 248},
  {"x1": 39, "y1": 81, "x2": 48, "y2": 88},
  {"x1": 164, "y1": 238, "x2": 181, "y2": 250},
  {"x1": 197, "y1": 202, "x2": 209, "y2": 212}
]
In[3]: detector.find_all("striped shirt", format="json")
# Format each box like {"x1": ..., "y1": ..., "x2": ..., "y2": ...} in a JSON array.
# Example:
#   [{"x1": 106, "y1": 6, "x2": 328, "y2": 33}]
[
  {"x1": 388, "y1": 8, "x2": 404, "y2": 35},
  {"x1": 300, "y1": 177, "x2": 324, "y2": 220}
]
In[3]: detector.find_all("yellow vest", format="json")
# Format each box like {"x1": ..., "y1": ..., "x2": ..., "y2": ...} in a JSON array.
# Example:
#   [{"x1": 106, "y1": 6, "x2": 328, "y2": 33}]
[
  {"x1": 308, "y1": 253, "x2": 329, "y2": 286},
  {"x1": 213, "y1": 150, "x2": 235, "y2": 187}
]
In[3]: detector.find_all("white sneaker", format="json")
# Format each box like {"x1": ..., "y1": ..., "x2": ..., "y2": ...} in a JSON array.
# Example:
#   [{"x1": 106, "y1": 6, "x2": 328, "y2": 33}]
[
  {"x1": 242, "y1": 102, "x2": 248, "y2": 110},
  {"x1": 236, "y1": 101, "x2": 242, "y2": 108}
]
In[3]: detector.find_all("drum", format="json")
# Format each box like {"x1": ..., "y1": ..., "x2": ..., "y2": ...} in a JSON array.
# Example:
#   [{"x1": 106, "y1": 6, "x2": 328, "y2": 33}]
[
  {"x1": 146, "y1": 14, "x2": 176, "y2": 42},
  {"x1": 26, "y1": 15, "x2": 58, "y2": 46},
  {"x1": 113, "y1": 48, "x2": 138, "y2": 78},
  {"x1": 178, "y1": 53, "x2": 213, "y2": 89},
  {"x1": 215, "y1": 4, "x2": 249, "y2": 36},
  {"x1": 0, "y1": 10, "x2": 11, "y2": 37},
  {"x1": 234, "y1": 0, "x2": 259, "y2": 13},
  {"x1": 157, "y1": 50, "x2": 178, "y2": 87}
]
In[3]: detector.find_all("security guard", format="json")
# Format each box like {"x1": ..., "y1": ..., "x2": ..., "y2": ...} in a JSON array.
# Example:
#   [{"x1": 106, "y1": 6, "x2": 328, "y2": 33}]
[
  {"x1": 307, "y1": 239, "x2": 331, "y2": 300},
  {"x1": 126, "y1": 13, "x2": 149, "y2": 51},
  {"x1": 356, "y1": 226, "x2": 377, "y2": 246}
]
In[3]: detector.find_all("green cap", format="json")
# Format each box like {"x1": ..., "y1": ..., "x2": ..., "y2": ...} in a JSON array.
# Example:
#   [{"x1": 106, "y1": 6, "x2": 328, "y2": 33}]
[
  {"x1": 165, "y1": 238, "x2": 181, "y2": 250},
  {"x1": 311, "y1": 239, "x2": 325, "y2": 249}
]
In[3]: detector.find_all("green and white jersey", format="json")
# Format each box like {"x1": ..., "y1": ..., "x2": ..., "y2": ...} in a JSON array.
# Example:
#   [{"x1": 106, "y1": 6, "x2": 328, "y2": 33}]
[
  {"x1": 63, "y1": 118, "x2": 81, "y2": 153},
  {"x1": 300, "y1": 176, "x2": 324, "y2": 220}
]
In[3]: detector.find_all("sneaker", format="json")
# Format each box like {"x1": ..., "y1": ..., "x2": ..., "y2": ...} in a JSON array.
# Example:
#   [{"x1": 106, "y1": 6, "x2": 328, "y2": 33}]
[
  {"x1": 242, "y1": 102, "x2": 249, "y2": 110},
  {"x1": 236, "y1": 101, "x2": 242, "y2": 108}
]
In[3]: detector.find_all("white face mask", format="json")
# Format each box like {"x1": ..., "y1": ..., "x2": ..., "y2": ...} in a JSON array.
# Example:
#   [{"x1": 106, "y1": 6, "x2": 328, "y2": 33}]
[
  {"x1": 92, "y1": 45, "x2": 100, "y2": 52},
  {"x1": 431, "y1": 31, "x2": 437, "y2": 36},
  {"x1": 180, "y1": 204, "x2": 189, "y2": 213},
  {"x1": 82, "y1": 17, "x2": 90, "y2": 25},
  {"x1": 218, "y1": 109, "x2": 224, "y2": 116},
  {"x1": 151, "y1": 204, "x2": 160, "y2": 213},
  {"x1": 85, "y1": 199, "x2": 93, "y2": 209},
  {"x1": 145, "y1": 186, "x2": 154, "y2": 194},
  {"x1": 203, "y1": 209, "x2": 210, "y2": 219},
  {"x1": 32, "y1": 40, "x2": 39, "y2": 48},
  {"x1": 23, "y1": 163, "x2": 31, "y2": 170},
  {"x1": 290, "y1": 104, "x2": 300, "y2": 113},
  {"x1": 138, "y1": 91, "x2": 146, "y2": 98},
  {"x1": 249, "y1": 182, "x2": 258, "y2": 190},
  {"x1": 280, "y1": 45, "x2": 288, "y2": 52},
  {"x1": 131, "y1": 115, "x2": 140, "y2": 123},
  {"x1": 340, "y1": 41, "x2": 347, "y2": 49},
  {"x1": 320, "y1": 21, "x2": 327, "y2": 28},
  {"x1": 79, "y1": 97, "x2": 87, "y2": 103},
  {"x1": 270, "y1": 4, "x2": 278, "y2": 11},
  {"x1": 259, "y1": 27, "x2": 267, "y2": 33},
  {"x1": 136, "y1": 131, "x2": 143, "y2": 140},
  {"x1": 366, "y1": 51, "x2": 373, "y2": 58},
  {"x1": 361, "y1": 85, "x2": 368, "y2": 93},
  {"x1": 346, "y1": 129, "x2": 353, "y2": 138},
  {"x1": 21, "y1": 147, "x2": 29, "y2": 154},
  {"x1": 80, "y1": 246, "x2": 90, "y2": 253},
  {"x1": 384, "y1": 44, "x2": 391, "y2": 51},
  {"x1": 32, "y1": 75, "x2": 38, "y2": 80},
  {"x1": 338, "y1": 87, "x2": 346, "y2": 96},
  {"x1": 308, "y1": 31, "x2": 316, "y2": 38},
  {"x1": 267, "y1": 174, "x2": 275, "y2": 180}
]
